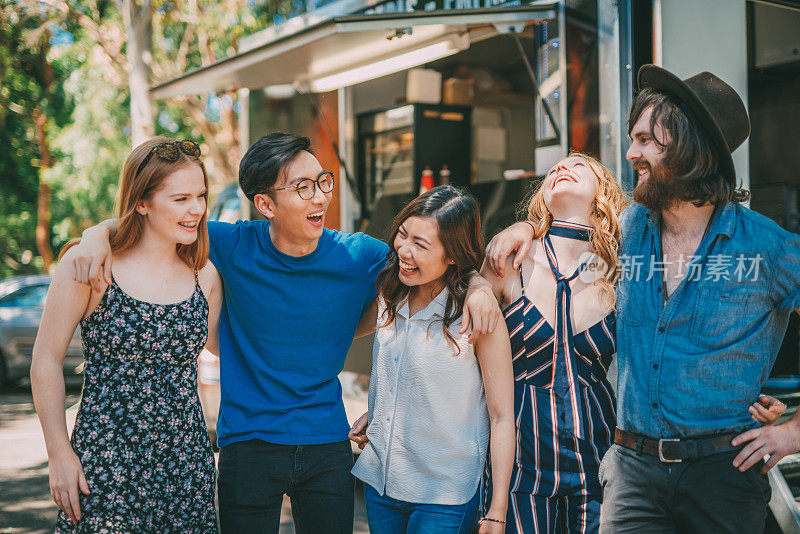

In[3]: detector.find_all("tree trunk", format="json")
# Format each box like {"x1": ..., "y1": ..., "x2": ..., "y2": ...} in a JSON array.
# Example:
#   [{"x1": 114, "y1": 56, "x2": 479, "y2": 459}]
[
  {"x1": 219, "y1": 92, "x2": 241, "y2": 180},
  {"x1": 122, "y1": 0, "x2": 154, "y2": 147},
  {"x1": 32, "y1": 108, "x2": 54, "y2": 270}
]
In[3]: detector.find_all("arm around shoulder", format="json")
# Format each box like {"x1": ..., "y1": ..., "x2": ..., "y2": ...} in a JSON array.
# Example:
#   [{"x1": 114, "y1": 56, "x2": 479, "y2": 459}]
[
  {"x1": 485, "y1": 221, "x2": 535, "y2": 277},
  {"x1": 72, "y1": 218, "x2": 117, "y2": 290}
]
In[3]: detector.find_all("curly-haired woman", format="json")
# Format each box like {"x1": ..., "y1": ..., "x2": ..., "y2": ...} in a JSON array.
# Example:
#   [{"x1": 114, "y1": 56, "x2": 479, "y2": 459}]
[{"x1": 480, "y1": 153, "x2": 628, "y2": 533}]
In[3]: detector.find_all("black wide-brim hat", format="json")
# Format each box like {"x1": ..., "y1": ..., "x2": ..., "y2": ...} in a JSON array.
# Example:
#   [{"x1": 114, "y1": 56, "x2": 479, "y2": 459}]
[{"x1": 637, "y1": 64, "x2": 750, "y2": 184}]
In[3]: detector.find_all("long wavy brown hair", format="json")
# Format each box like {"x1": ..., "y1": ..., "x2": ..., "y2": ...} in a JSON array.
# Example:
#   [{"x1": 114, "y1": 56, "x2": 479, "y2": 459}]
[
  {"x1": 525, "y1": 153, "x2": 628, "y2": 306},
  {"x1": 376, "y1": 186, "x2": 483, "y2": 352},
  {"x1": 60, "y1": 137, "x2": 209, "y2": 270}
]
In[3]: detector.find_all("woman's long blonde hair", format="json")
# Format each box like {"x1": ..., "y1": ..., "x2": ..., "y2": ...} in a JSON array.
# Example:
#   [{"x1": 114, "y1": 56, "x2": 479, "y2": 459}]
[{"x1": 525, "y1": 152, "x2": 629, "y2": 306}]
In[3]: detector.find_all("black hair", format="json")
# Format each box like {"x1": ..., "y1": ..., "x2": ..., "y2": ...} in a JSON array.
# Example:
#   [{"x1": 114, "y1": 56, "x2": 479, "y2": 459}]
[
  {"x1": 238, "y1": 132, "x2": 313, "y2": 202},
  {"x1": 376, "y1": 185, "x2": 483, "y2": 353}
]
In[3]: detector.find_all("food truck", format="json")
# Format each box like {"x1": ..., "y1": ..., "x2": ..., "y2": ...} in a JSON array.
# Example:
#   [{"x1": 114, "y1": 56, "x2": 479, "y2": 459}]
[
  {"x1": 159, "y1": 1, "x2": 800, "y2": 529},
  {"x1": 162, "y1": 0, "x2": 625, "y2": 372}
]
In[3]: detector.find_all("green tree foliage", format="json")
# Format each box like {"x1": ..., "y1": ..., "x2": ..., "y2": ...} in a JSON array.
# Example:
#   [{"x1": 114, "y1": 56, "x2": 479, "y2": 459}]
[
  {"x1": 1, "y1": 0, "x2": 286, "y2": 278},
  {"x1": 45, "y1": 42, "x2": 130, "y2": 247},
  {"x1": 0, "y1": 2, "x2": 73, "y2": 277}
]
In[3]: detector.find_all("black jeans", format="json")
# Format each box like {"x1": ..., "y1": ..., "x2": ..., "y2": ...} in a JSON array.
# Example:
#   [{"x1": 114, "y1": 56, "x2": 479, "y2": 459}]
[
  {"x1": 217, "y1": 439, "x2": 355, "y2": 534},
  {"x1": 599, "y1": 443, "x2": 772, "y2": 534}
]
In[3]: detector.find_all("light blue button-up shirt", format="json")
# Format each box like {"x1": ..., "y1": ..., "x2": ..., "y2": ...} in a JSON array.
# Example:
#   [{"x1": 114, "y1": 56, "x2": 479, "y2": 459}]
[
  {"x1": 352, "y1": 291, "x2": 489, "y2": 505},
  {"x1": 616, "y1": 202, "x2": 800, "y2": 439}
]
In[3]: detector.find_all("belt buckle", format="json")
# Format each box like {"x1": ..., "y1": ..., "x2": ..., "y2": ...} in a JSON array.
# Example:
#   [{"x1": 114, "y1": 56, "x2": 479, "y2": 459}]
[{"x1": 658, "y1": 438, "x2": 682, "y2": 463}]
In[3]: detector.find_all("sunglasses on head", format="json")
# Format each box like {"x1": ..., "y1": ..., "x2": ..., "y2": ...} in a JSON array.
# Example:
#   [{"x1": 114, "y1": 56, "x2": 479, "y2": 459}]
[{"x1": 135, "y1": 140, "x2": 201, "y2": 178}]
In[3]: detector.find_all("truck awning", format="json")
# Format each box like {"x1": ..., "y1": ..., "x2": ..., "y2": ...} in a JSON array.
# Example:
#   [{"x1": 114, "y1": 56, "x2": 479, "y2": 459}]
[{"x1": 151, "y1": 3, "x2": 558, "y2": 99}]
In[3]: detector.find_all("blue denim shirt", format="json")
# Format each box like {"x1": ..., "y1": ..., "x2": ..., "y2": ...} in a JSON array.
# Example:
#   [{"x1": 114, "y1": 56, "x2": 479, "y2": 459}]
[{"x1": 616, "y1": 202, "x2": 800, "y2": 439}]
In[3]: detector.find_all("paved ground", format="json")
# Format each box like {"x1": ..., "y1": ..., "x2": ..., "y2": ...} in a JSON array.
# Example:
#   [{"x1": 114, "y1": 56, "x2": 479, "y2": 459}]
[{"x1": 0, "y1": 382, "x2": 368, "y2": 533}]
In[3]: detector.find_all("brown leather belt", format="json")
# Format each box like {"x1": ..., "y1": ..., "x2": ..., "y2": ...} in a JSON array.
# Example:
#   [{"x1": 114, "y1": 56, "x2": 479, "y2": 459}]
[{"x1": 614, "y1": 428, "x2": 740, "y2": 463}]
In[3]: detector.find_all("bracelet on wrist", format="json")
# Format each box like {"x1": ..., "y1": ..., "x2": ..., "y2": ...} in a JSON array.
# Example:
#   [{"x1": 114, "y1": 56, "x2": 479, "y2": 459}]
[
  {"x1": 520, "y1": 220, "x2": 535, "y2": 233},
  {"x1": 479, "y1": 516, "x2": 507, "y2": 525}
]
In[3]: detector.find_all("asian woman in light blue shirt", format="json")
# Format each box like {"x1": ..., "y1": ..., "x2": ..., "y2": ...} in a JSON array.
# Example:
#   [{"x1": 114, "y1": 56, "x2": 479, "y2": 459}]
[{"x1": 349, "y1": 186, "x2": 515, "y2": 534}]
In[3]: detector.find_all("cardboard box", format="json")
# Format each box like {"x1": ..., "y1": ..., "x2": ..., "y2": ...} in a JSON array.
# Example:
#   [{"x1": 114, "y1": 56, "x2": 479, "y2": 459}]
[
  {"x1": 443, "y1": 77, "x2": 475, "y2": 106},
  {"x1": 472, "y1": 106, "x2": 503, "y2": 127},
  {"x1": 407, "y1": 68, "x2": 442, "y2": 104},
  {"x1": 474, "y1": 125, "x2": 507, "y2": 162}
]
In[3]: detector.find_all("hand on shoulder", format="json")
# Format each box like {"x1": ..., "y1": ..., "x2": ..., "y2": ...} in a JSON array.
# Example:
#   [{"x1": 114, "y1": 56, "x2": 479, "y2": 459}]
[{"x1": 56, "y1": 246, "x2": 107, "y2": 296}]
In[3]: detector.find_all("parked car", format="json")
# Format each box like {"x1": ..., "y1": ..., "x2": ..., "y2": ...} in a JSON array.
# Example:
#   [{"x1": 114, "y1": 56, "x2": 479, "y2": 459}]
[{"x1": 0, "y1": 275, "x2": 83, "y2": 389}]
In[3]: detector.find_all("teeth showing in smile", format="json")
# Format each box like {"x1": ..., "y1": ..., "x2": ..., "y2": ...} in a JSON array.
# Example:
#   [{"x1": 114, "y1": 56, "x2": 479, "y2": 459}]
[
  {"x1": 179, "y1": 221, "x2": 198, "y2": 228},
  {"x1": 633, "y1": 162, "x2": 650, "y2": 179},
  {"x1": 399, "y1": 260, "x2": 418, "y2": 272},
  {"x1": 307, "y1": 211, "x2": 324, "y2": 220}
]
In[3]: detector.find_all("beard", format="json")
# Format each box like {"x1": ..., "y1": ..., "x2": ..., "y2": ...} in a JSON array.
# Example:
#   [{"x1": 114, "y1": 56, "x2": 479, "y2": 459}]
[{"x1": 632, "y1": 158, "x2": 690, "y2": 213}]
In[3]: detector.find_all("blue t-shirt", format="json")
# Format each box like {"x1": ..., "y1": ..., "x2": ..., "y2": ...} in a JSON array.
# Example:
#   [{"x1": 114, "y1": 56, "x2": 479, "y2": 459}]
[{"x1": 208, "y1": 220, "x2": 389, "y2": 446}]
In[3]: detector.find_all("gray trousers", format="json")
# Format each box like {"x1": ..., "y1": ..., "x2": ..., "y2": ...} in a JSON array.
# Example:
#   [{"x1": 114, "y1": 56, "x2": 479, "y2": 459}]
[{"x1": 599, "y1": 444, "x2": 771, "y2": 534}]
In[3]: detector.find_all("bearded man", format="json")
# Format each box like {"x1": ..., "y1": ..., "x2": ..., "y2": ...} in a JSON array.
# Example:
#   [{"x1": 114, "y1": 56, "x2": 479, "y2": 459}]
[{"x1": 487, "y1": 65, "x2": 800, "y2": 533}]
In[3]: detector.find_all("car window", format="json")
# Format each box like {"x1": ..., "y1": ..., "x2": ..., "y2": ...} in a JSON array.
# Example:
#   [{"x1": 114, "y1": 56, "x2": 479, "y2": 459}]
[{"x1": 0, "y1": 283, "x2": 49, "y2": 308}]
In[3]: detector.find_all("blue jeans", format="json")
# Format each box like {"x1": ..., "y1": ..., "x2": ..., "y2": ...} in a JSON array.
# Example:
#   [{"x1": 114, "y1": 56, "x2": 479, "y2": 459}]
[{"x1": 364, "y1": 483, "x2": 479, "y2": 534}]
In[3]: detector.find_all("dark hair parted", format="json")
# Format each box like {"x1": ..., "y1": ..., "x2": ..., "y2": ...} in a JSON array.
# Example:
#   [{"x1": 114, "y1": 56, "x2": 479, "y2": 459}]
[
  {"x1": 629, "y1": 88, "x2": 749, "y2": 205},
  {"x1": 238, "y1": 132, "x2": 312, "y2": 202},
  {"x1": 376, "y1": 186, "x2": 483, "y2": 353}
]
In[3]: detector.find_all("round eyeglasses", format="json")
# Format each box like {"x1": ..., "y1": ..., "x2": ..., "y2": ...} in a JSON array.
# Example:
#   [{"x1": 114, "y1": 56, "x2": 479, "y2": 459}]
[
  {"x1": 135, "y1": 140, "x2": 201, "y2": 178},
  {"x1": 271, "y1": 172, "x2": 335, "y2": 200}
]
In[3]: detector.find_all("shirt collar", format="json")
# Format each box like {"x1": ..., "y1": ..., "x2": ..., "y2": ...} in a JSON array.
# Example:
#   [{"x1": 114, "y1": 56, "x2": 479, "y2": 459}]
[
  {"x1": 644, "y1": 201, "x2": 736, "y2": 240},
  {"x1": 713, "y1": 202, "x2": 736, "y2": 239},
  {"x1": 397, "y1": 287, "x2": 449, "y2": 321}
]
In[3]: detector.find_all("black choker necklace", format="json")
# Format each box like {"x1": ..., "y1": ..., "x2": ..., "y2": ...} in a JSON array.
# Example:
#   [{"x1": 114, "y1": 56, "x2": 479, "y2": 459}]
[{"x1": 547, "y1": 220, "x2": 591, "y2": 242}]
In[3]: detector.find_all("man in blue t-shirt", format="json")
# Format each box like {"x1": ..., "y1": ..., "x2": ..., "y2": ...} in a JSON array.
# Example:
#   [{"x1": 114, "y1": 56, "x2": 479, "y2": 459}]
[
  {"x1": 206, "y1": 133, "x2": 387, "y2": 533},
  {"x1": 72, "y1": 132, "x2": 498, "y2": 533}
]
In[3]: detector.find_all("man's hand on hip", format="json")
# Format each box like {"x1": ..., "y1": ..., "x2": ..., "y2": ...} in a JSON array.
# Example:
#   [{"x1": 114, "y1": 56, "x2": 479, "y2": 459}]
[{"x1": 732, "y1": 417, "x2": 800, "y2": 473}]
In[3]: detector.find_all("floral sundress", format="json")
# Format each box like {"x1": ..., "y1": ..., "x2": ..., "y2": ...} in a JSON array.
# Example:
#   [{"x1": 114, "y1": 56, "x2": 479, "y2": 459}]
[{"x1": 55, "y1": 274, "x2": 217, "y2": 533}]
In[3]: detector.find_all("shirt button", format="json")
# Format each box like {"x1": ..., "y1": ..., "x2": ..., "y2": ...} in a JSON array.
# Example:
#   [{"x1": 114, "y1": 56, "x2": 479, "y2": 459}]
[
  {"x1": 653, "y1": 364, "x2": 659, "y2": 370},
  {"x1": 386, "y1": 417, "x2": 390, "y2": 422},
  {"x1": 389, "y1": 388, "x2": 393, "y2": 392},
  {"x1": 658, "y1": 326, "x2": 665, "y2": 333},
  {"x1": 652, "y1": 402, "x2": 659, "y2": 409},
  {"x1": 394, "y1": 358, "x2": 399, "y2": 362}
]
